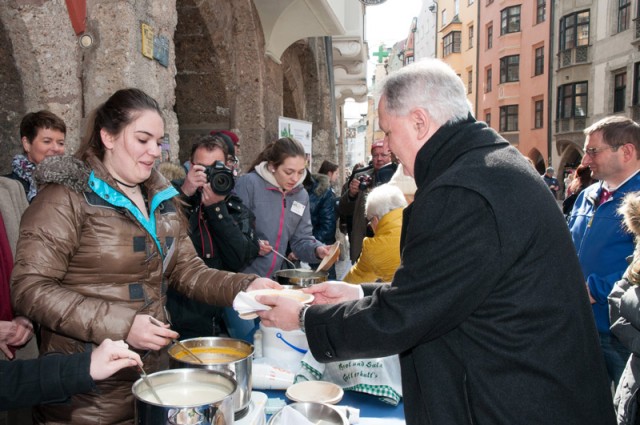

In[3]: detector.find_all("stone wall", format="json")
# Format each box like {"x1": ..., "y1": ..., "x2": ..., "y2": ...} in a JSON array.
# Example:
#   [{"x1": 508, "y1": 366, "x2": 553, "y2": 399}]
[{"x1": 0, "y1": 0, "x2": 335, "y2": 175}]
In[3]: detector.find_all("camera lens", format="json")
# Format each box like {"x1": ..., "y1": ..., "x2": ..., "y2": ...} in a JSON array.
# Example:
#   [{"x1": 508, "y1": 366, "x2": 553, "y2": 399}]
[
  {"x1": 211, "y1": 172, "x2": 234, "y2": 196},
  {"x1": 205, "y1": 160, "x2": 235, "y2": 196}
]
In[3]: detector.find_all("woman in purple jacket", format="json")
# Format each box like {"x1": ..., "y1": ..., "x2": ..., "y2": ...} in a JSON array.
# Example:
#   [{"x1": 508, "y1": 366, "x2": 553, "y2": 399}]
[{"x1": 235, "y1": 138, "x2": 331, "y2": 278}]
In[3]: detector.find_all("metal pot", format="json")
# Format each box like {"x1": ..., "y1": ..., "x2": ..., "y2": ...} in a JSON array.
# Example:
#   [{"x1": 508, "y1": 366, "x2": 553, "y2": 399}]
[
  {"x1": 133, "y1": 368, "x2": 236, "y2": 425},
  {"x1": 168, "y1": 337, "x2": 252, "y2": 420},
  {"x1": 272, "y1": 269, "x2": 328, "y2": 288},
  {"x1": 268, "y1": 402, "x2": 348, "y2": 425}
]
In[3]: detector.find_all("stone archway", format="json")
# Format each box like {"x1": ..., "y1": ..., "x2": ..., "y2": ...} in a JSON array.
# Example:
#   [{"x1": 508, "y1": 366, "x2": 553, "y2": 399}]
[
  {"x1": 557, "y1": 140, "x2": 584, "y2": 197},
  {"x1": 281, "y1": 39, "x2": 334, "y2": 170},
  {"x1": 174, "y1": 0, "x2": 268, "y2": 166},
  {"x1": 0, "y1": 2, "x2": 81, "y2": 170},
  {"x1": 175, "y1": 0, "x2": 234, "y2": 164},
  {"x1": 0, "y1": 15, "x2": 26, "y2": 174},
  {"x1": 527, "y1": 147, "x2": 546, "y2": 175}
]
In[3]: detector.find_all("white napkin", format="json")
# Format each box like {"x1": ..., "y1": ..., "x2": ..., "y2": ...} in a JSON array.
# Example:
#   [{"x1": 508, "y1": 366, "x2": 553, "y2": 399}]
[
  {"x1": 277, "y1": 405, "x2": 314, "y2": 425},
  {"x1": 232, "y1": 291, "x2": 269, "y2": 320}
]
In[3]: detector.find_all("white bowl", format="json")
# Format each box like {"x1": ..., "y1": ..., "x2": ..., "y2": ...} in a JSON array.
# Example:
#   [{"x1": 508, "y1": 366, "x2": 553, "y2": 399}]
[{"x1": 285, "y1": 381, "x2": 344, "y2": 405}]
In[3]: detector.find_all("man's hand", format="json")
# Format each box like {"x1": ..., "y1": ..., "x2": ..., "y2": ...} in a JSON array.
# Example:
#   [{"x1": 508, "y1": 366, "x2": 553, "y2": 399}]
[
  {"x1": 181, "y1": 164, "x2": 208, "y2": 197},
  {"x1": 303, "y1": 281, "x2": 361, "y2": 305},
  {"x1": 586, "y1": 283, "x2": 596, "y2": 304},
  {"x1": 256, "y1": 296, "x2": 303, "y2": 331},
  {"x1": 348, "y1": 178, "x2": 360, "y2": 197},
  {"x1": 90, "y1": 339, "x2": 142, "y2": 381},
  {"x1": 200, "y1": 184, "x2": 226, "y2": 206}
]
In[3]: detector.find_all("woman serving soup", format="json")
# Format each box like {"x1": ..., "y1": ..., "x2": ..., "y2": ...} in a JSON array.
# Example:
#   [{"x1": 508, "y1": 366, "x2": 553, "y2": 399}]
[{"x1": 11, "y1": 88, "x2": 278, "y2": 424}]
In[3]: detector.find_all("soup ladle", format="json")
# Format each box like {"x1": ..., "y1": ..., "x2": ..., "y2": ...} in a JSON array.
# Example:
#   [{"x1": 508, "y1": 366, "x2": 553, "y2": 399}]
[
  {"x1": 268, "y1": 246, "x2": 298, "y2": 269},
  {"x1": 138, "y1": 365, "x2": 163, "y2": 405},
  {"x1": 150, "y1": 311, "x2": 204, "y2": 364}
]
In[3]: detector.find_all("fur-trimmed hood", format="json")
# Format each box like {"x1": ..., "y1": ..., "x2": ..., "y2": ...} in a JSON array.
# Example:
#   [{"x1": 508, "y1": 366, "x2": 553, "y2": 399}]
[
  {"x1": 311, "y1": 173, "x2": 331, "y2": 197},
  {"x1": 620, "y1": 192, "x2": 640, "y2": 285},
  {"x1": 620, "y1": 192, "x2": 640, "y2": 237},
  {"x1": 34, "y1": 155, "x2": 92, "y2": 193},
  {"x1": 33, "y1": 154, "x2": 173, "y2": 196}
]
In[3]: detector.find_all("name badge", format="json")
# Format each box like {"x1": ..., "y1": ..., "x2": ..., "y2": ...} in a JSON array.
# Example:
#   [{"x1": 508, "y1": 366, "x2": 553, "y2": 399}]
[{"x1": 291, "y1": 200, "x2": 306, "y2": 216}]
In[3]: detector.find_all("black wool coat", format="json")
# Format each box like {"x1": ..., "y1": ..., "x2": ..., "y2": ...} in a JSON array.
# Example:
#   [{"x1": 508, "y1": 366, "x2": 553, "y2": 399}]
[{"x1": 305, "y1": 116, "x2": 615, "y2": 424}]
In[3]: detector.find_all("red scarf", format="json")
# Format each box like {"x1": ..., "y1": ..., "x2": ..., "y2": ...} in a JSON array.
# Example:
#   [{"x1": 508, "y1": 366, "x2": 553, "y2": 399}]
[{"x1": 0, "y1": 212, "x2": 14, "y2": 323}]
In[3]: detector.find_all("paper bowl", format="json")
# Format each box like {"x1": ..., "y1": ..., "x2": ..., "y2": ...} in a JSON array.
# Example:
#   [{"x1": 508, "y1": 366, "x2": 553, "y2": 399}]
[
  {"x1": 249, "y1": 289, "x2": 314, "y2": 304},
  {"x1": 285, "y1": 381, "x2": 344, "y2": 405}
]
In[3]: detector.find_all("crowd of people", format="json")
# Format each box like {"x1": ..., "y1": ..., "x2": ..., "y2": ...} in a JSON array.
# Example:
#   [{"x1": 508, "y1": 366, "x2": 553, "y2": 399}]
[{"x1": 3, "y1": 58, "x2": 640, "y2": 425}]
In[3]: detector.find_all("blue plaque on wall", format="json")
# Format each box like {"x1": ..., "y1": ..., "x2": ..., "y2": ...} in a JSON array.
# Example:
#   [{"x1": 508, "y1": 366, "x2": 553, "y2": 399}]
[{"x1": 153, "y1": 35, "x2": 169, "y2": 68}]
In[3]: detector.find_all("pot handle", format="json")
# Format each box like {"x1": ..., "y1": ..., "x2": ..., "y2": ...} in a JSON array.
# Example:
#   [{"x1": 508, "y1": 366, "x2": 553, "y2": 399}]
[{"x1": 276, "y1": 332, "x2": 308, "y2": 354}]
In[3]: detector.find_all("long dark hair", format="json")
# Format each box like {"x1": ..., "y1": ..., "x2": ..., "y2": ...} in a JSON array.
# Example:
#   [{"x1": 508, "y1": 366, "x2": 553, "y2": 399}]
[
  {"x1": 318, "y1": 160, "x2": 338, "y2": 175},
  {"x1": 247, "y1": 137, "x2": 305, "y2": 172},
  {"x1": 76, "y1": 88, "x2": 163, "y2": 161},
  {"x1": 568, "y1": 164, "x2": 595, "y2": 195}
]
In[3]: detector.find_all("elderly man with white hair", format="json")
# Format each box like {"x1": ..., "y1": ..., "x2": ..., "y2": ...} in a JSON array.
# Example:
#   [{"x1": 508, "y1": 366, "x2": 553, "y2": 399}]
[
  {"x1": 342, "y1": 184, "x2": 406, "y2": 284},
  {"x1": 256, "y1": 58, "x2": 614, "y2": 424}
]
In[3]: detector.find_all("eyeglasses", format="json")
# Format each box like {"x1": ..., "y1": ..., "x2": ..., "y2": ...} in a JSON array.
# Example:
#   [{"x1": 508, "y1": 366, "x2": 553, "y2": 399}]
[
  {"x1": 584, "y1": 145, "x2": 620, "y2": 157},
  {"x1": 226, "y1": 156, "x2": 239, "y2": 166}
]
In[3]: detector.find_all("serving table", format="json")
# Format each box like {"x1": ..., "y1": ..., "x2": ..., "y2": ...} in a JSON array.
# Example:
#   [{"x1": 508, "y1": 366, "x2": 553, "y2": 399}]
[{"x1": 261, "y1": 389, "x2": 406, "y2": 424}]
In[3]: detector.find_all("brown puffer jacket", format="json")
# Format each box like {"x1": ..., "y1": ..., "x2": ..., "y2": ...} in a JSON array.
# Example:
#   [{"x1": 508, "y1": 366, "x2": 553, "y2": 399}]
[{"x1": 11, "y1": 155, "x2": 258, "y2": 424}]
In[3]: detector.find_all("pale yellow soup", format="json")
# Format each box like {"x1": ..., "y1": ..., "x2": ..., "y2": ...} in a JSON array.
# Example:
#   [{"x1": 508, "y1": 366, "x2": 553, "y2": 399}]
[{"x1": 137, "y1": 382, "x2": 230, "y2": 406}]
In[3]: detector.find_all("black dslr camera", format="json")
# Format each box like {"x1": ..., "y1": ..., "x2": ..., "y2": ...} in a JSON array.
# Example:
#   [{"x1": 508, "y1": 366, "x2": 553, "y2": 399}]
[
  {"x1": 204, "y1": 160, "x2": 235, "y2": 196},
  {"x1": 357, "y1": 174, "x2": 372, "y2": 191}
]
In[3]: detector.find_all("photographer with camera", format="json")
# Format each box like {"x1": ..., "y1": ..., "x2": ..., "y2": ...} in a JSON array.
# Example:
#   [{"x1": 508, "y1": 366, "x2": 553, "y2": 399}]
[
  {"x1": 339, "y1": 140, "x2": 397, "y2": 263},
  {"x1": 166, "y1": 133, "x2": 262, "y2": 339}
]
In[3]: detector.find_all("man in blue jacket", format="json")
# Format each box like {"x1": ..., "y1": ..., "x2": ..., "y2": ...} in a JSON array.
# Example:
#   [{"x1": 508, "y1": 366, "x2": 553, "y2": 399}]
[{"x1": 568, "y1": 115, "x2": 640, "y2": 388}]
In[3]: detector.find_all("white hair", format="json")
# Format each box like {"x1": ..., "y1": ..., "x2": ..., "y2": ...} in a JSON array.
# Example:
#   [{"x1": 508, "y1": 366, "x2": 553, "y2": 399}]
[
  {"x1": 365, "y1": 184, "x2": 408, "y2": 220},
  {"x1": 377, "y1": 58, "x2": 472, "y2": 126}
]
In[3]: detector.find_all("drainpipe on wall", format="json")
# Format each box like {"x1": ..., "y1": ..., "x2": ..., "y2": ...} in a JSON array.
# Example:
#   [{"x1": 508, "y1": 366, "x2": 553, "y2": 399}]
[
  {"x1": 474, "y1": 0, "x2": 480, "y2": 116},
  {"x1": 325, "y1": 36, "x2": 339, "y2": 168},
  {"x1": 546, "y1": 3, "x2": 555, "y2": 170}
]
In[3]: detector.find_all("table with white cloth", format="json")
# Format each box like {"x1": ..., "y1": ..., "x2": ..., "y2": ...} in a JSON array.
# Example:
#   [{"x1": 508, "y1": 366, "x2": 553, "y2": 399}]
[{"x1": 263, "y1": 389, "x2": 406, "y2": 424}]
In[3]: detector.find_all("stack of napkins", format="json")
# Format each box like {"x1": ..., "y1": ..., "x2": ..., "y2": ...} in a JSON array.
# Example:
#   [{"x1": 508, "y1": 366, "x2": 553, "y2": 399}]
[{"x1": 276, "y1": 405, "x2": 314, "y2": 425}]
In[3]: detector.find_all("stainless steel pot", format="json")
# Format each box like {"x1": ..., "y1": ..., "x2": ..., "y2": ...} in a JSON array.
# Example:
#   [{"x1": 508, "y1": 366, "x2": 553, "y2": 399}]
[
  {"x1": 168, "y1": 337, "x2": 253, "y2": 420},
  {"x1": 268, "y1": 402, "x2": 348, "y2": 425},
  {"x1": 272, "y1": 269, "x2": 328, "y2": 288},
  {"x1": 133, "y1": 368, "x2": 236, "y2": 425}
]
